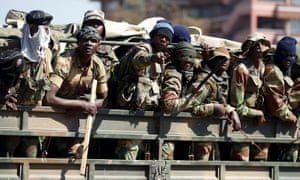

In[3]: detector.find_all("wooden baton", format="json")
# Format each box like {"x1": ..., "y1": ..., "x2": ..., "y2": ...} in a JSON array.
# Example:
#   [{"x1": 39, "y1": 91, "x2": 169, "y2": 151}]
[{"x1": 80, "y1": 79, "x2": 97, "y2": 176}]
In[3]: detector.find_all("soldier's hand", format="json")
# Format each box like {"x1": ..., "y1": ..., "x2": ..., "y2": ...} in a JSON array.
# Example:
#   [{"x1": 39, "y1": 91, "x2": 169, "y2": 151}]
[
  {"x1": 192, "y1": 87, "x2": 203, "y2": 97},
  {"x1": 213, "y1": 104, "x2": 226, "y2": 116},
  {"x1": 151, "y1": 52, "x2": 169, "y2": 64},
  {"x1": 288, "y1": 113, "x2": 297, "y2": 124},
  {"x1": 5, "y1": 96, "x2": 17, "y2": 110},
  {"x1": 256, "y1": 110, "x2": 266, "y2": 125},
  {"x1": 81, "y1": 101, "x2": 97, "y2": 115},
  {"x1": 228, "y1": 111, "x2": 241, "y2": 131}
]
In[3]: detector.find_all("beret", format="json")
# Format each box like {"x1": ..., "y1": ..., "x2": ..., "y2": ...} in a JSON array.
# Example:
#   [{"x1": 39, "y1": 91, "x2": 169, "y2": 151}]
[{"x1": 26, "y1": 10, "x2": 53, "y2": 25}]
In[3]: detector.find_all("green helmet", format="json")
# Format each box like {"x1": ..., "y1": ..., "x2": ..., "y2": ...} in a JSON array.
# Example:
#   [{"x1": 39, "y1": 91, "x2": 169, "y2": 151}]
[{"x1": 173, "y1": 41, "x2": 198, "y2": 64}]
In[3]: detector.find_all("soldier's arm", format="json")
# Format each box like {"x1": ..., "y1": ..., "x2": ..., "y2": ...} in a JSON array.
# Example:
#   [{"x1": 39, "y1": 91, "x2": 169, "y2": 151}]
[
  {"x1": 264, "y1": 65, "x2": 297, "y2": 123},
  {"x1": 161, "y1": 68, "x2": 188, "y2": 113},
  {"x1": 229, "y1": 64, "x2": 261, "y2": 118}
]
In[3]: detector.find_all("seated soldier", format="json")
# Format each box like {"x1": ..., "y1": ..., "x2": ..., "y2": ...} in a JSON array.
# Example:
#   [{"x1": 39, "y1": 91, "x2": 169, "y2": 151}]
[
  {"x1": 161, "y1": 43, "x2": 240, "y2": 160},
  {"x1": 45, "y1": 26, "x2": 107, "y2": 158},
  {"x1": 0, "y1": 49, "x2": 25, "y2": 110},
  {"x1": 4, "y1": 10, "x2": 54, "y2": 158},
  {"x1": 113, "y1": 20, "x2": 174, "y2": 160}
]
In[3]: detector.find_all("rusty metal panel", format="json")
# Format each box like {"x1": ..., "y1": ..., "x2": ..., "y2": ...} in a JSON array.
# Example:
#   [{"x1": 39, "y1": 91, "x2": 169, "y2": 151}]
[
  {"x1": 27, "y1": 164, "x2": 84, "y2": 180},
  {"x1": 90, "y1": 160, "x2": 152, "y2": 180},
  {"x1": 169, "y1": 165, "x2": 218, "y2": 180},
  {"x1": 25, "y1": 110, "x2": 82, "y2": 135},
  {"x1": 224, "y1": 166, "x2": 271, "y2": 180},
  {"x1": 275, "y1": 121, "x2": 297, "y2": 140},
  {"x1": 0, "y1": 110, "x2": 21, "y2": 131},
  {"x1": 0, "y1": 163, "x2": 20, "y2": 180},
  {"x1": 278, "y1": 167, "x2": 300, "y2": 180},
  {"x1": 92, "y1": 109, "x2": 159, "y2": 139},
  {"x1": 227, "y1": 118, "x2": 276, "y2": 141},
  {"x1": 161, "y1": 112, "x2": 223, "y2": 141}
]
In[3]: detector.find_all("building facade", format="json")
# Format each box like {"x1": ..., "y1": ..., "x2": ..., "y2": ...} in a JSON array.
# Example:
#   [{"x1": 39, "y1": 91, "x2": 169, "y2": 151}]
[{"x1": 98, "y1": 0, "x2": 300, "y2": 44}]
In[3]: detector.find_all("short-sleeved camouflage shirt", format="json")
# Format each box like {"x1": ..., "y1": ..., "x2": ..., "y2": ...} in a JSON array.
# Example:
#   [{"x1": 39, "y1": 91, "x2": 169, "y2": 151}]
[{"x1": 49, "y1": 49, "x2": 107, "y2": 99}]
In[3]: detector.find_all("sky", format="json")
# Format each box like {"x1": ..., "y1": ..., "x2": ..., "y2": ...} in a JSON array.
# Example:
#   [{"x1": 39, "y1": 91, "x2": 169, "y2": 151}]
[{"x1": 0, "y1": 0, "x2": 100, "y2": 26}]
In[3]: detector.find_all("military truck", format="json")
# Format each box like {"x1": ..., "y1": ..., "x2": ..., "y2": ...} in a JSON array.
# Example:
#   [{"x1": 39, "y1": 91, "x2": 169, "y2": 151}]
[{"x1": 1, "y1": 9, "x2": 300, "y2": 180}]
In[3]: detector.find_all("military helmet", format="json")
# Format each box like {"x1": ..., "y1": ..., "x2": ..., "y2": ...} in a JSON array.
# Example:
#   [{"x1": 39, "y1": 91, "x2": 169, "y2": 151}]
[
  {"x1": 173, "y1": 41, "x2": 198, "y2": 64},
  {"x1": 241, "y1": 32, "x2": 271, "y2": 54},
  {"x1": 208, "y1": 47, "x2": 230, "y2": 61}
]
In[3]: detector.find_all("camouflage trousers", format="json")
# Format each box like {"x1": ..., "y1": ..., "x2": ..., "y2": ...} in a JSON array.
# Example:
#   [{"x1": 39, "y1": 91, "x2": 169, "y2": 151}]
[
  {"x1": 4, "y1": 136, "x2": 39, "y2": 157},
  {"x1": 277, "y1": 144, "x2": 300, "y2": 162},
  {"x1": 230, "y1": 143, "x2": 269, "y2": 161},
  {"x1": 162, "y1": 142, "x2": 219, "y2": 160},
  {"x1": 115, "y1": 139, "x2": 142, "y2": 160}
]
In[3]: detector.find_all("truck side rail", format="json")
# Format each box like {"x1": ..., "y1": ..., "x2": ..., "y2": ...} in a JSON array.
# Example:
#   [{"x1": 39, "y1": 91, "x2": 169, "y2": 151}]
[{"x1": 0, "y1": 106, "x2": 299, "y2": 180}]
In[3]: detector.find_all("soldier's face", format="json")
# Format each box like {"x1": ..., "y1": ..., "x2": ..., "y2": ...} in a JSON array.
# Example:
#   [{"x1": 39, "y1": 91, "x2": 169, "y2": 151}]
[
  {"x1": 151, "y1": 34, "x2": 170, "y2": 51},
  {"x1": 179, "y1": 61, "x2": 193, "y2": 71},
  {"x1": 280, "y1": 50, "x2": 297, "y2": 69},
  {"x1": 78, "y1": 38, "x2": 99, "y2": 56}
]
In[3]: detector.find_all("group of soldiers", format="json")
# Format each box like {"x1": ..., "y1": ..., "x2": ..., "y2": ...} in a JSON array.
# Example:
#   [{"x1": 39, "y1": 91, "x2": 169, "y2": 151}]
[{"x1": 0, "y1": 8, "x2": 300, "y2": 162}]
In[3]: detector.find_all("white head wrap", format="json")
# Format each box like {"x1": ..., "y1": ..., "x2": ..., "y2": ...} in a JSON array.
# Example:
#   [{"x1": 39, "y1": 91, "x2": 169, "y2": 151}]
[{"x1": 21, "y1": 24, "x2": 51, "y2": 62}]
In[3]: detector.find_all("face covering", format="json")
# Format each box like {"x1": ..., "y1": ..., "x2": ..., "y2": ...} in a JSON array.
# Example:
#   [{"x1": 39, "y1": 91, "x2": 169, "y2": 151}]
[{"x1": 21, "y1": 24, "x2": 51, "y2": 62}]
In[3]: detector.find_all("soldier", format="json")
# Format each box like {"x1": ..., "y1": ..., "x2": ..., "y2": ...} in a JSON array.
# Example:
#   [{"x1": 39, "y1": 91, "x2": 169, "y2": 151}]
[
  {"x1": 113, "y1": 20, "x2": 174, "y2": 160},
  {"x1": 45, "y1": 26, "x2": 107, "y2": 158},
  {"x1": 229, "y1": 32, "x2": 271, "y2": 161},
  {"x1": 264, "y1": 36, "x2": 297, "y2": 124},
  {"x1": 160, "y1": 41, "x2": 200, "y2": 160},
  {"x1": 192, "y1": 47, "x2": 241, "y2": 160},
  {"x1": 0, "y1": 49, "x2": 25, "y2": 111},
  {"x1": 81, "y1": 10, "x2": 120, "y2": 109},
  {"x1": 81, "y1": 9, "x2": 119, "y2": 79},
  {"x1": 263, "y1": 36, "x2": 299, "y2": 161},
  {"x1": 3, "y1": 10, "x2": 53, "y2": 158}
]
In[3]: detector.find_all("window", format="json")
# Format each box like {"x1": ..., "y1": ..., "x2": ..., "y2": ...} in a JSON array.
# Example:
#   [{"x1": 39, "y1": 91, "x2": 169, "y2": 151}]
[{"x1": 257, "y1": 17, "x2": 284, "y2": 30}]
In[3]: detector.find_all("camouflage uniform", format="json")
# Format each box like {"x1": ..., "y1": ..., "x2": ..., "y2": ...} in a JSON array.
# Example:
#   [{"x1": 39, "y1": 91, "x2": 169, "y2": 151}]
[
  {"x1": 3, "y1": 10, "x2": 54, "y2": 158},
  {"x1": 264, "y1": 36, "x2": 299, "y2": 161},
  {"x1": 49, "y1": 27, "x2": 107, "y2": 157},
  {"x1": 229, "y1": 32, "x2": 271, "y2": 161},
  {"x1": 161, "y1": 42, "x2": 200, "y2": 160},
  {"x1": 192, "y1": 47, "x2": 240, "y2": 160},
  {"x1": 114, "y1": 20, "x2": 174, "y2": 160}
]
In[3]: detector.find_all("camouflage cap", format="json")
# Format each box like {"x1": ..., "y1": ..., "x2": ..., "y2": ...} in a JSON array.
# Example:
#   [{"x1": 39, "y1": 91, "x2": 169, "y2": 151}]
[
  {"x1": 83, "y1": 10, "x2": 106, "y2": 38},
  {"x1": 208, "y1": 47, "x2": 230, "y2": 61},
  {"x1": 76, "y1": 26, "x2": 101, "y2": 42},
  {"x1": 83, "y1": 9, "x2": 104, "y2": 24},
  {"x1": 241, "y1": 32, "x2": 271, "y2": 54},
  {"x1": 173, "y1": 41, "x2": 198, "y2": 64},
  {"x1": 26, "y1": 10, "x2": 53, "y2": 25}
]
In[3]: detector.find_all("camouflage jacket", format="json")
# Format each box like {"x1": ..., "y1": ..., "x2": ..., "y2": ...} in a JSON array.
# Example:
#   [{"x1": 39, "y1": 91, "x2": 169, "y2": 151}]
[
  {"x1": 161, "y1": 64, "x2": 199, "y2": 113},
  {"x1": 17, "y1": 48, "x2": 52, "y2": 105},
  {"x1": 116, "y1": 43, "x2": 163, "y2": 110},
  {"x1": 192, "y1": 66, "x2": 234, "y2": 117},
  {"x1": 229, "y1": 58, "x2": 265, "y2": 118},
  {"x1": 263, "y1": 64, "x2": 295, "y2": 121}
]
